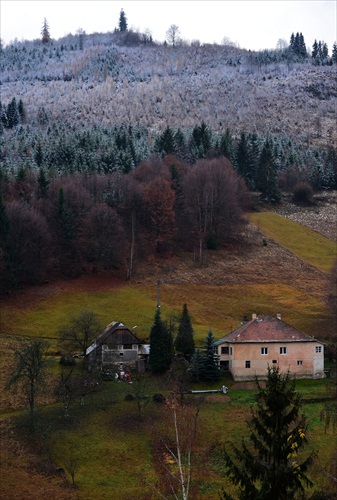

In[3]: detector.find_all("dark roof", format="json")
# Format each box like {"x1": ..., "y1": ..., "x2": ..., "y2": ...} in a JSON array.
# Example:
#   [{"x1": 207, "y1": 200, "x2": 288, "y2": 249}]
[
  {"x1": 215, "y1": 315, "x2": 317, "y2": 345},
  {"x1": 86, "y1": 321, "x2": 143, "y2": 355},
  {"x1": 96, "y1": 321, "x2": 143, "y2": 345}
]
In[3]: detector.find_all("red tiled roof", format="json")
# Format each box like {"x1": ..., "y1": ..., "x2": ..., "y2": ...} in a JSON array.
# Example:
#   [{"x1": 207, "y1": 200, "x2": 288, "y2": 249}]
[{"x1": 216, "y1": 316, "x2": 317, "y2": 344}]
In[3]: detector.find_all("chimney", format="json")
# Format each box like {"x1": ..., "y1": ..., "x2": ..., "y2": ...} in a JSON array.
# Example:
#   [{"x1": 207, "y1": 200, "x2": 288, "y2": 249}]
[
  {"x1": 252, "y1": 313, "x2": 257, "y2": 320},
  {"x1": 277, "y1": 313, "x2": 281, "y2": 320}
]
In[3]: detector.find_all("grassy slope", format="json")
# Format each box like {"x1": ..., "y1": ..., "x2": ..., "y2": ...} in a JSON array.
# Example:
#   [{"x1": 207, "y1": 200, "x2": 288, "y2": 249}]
[
  {"x1": 249, "y1": 212, "x2": 337, "y2": 273},
  {"x1": 1, "y1": 212, "x2": 336, "y2": 498}
]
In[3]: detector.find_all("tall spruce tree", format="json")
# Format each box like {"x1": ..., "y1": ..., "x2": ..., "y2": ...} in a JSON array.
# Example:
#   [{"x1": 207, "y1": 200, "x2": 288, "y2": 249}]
[
  {"x1": 220, "y1": 366, "x2": 315, "y2": 500},
  {"x1": 118, "y1": 9, "x2": 128, "y2": 32},
  {"x1": 256, "y1": 138, "x2": 281, "y2": 202},
  {"x1": 189, "y1": 348, "x2": 205, "y2": 382},
  {"x1": 41, "y1": 18, "x2": 51, "y2": 44},
  {"x1": 202, "y1": 329, "x2": 220, "y2": 382},
  {"x1": 175, "y1": 304, "x2": 195, "y2": 361},
  {"x1": 219, "y1": 128, "x2": 234, "y2": 162},
  {"x1": 235, "y1": 132, "x2": 255, "y2": 189},
  {"x1": 332, "y1": 42, "x2": 337, "y2": 64},
  {"x1": 149, "y1": 308, "x2": 174, "y2": 374}
]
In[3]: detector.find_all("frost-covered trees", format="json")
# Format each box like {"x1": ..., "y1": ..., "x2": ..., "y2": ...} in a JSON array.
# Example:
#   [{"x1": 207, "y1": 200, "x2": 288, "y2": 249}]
[{"x1": 166, "y1": 24, "x2": 181, "y2": 47}]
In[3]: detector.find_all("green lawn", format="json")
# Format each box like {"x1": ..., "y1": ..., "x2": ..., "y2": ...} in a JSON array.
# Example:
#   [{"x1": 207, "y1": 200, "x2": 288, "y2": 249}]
[{"x1": 249, "y1": 212, "x2": 337, "y2": 273}]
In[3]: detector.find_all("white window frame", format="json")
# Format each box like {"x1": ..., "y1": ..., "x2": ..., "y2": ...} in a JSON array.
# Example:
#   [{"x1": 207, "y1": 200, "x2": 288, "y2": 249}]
[
  {"x1": 297, "y1": 360, "x2": 303, "y2": 365},
  {"x1": 315, "y1": 346, "x2": 322, "y2": 353},
  {"x1": 261, "y1": 347, "x2": 268, "y2": 355},
  {"x1": 280, "y1": 347, "x2": 287, "y2": 355}
]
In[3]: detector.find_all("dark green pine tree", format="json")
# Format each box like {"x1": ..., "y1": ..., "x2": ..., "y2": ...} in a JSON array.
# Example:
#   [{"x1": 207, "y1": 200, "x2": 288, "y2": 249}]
[
  {"x1": 174, "y1": 128, "x2": 187, "y2": 159},
  {"x1": 202, "y1": 329, "x2": 220, "y2": 382},
  {"x1": 235, "y1": 132, "x2": 255, "y2": 189},
  {"x1": 34, "y1": 142, "x2": 44, "y2": 168},
  {"x1": 155, "y1": 127, "x2": 176, "y2": 156},
  {"x1": 219, "y1": 128, "x2": 234, "y2": 161},
  {"x1": 298, "y1": 33, "x2": 307, "y2": 58},
  {"x1": 256, "y1": 138, "x2": 281, "y2": 202},
  {"x1": 312, "y1": 39, "x2": 319, "y2": 59},
  {"x1": 189, "y1": 348, "x2": 205, "y2": 382},
  {"x1": 149, "y1": 308, "x2": 174, "y2": 374},
  {"x1": 7, "y1": 98, "x2": 19, "y2": 129},
  {"x1": 18, "y1": 99, "x2": 26, "y2": 124},
  {"x1": 332, "y1": 42, "x2": 337, "y2": 64},
  {"x1": 220, "y1": 366, "x2": 315, "y2": 500},
  {"x1": 37, "y1": 168, "x2": 50, "y2": 199},
  {"x1": 175, "y1": 304, "x2": 195, "y2": 361},
  {"x1": 118, "y1": 9, "x2": 128, "y2": 32},
  {"x1": 322, "y1": 42, "x2": 329, "y2": 60},
  {"x1": 41, "y1": 18, "x2": 51, "y2": 44},
  {"x1": 192, "y1": 121, "x2": 212, "y2": 158}
]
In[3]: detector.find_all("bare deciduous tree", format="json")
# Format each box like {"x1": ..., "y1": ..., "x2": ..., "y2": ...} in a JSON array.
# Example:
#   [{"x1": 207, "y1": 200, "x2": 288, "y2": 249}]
[
  {"x1": 58, "y1": 310, "x2": 103, "y2": 356},
  {"x1": 6, "y1": 339, "x2": 49, "y2": 418},
  {"x1": 166, "y1": 25, "x2": 181, "y2": 48}
]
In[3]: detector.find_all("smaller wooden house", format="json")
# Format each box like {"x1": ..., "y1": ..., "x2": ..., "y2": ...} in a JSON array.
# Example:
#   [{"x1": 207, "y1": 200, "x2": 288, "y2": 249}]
[
  {"x1": 85, "y1": 321, "x2": 148, "y2": 371},
  {"x1": 215, "y1": 314, "x2": 324, "y2": 381}
]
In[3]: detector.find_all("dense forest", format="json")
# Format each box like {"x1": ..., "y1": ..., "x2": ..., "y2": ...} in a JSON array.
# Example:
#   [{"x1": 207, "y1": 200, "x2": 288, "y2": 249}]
[{"x1": 1, "y1": 26, "x2": 336, "y2": 292}]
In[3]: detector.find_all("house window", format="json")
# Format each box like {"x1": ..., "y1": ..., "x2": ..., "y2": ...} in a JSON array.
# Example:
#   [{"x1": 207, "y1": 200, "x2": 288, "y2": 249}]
[
  {"x1": 123, "y1": 344, "x2": 132, "y2": 350},
  {"x1": 272, "y1": 360, "x2": 277, "y2": 364},
  {"x1": 230, "y1": 347, "x2": 233, "y2": 355},
  {"x1": 221, "y1": 346, "x2": 229, "y2": 355},
  {"x1": 280, "y1": 347, "x2": 287, "y2": 355},
  {"x1": 245, "y1": 360, "x2": 251, "y2": 368},
  {"x1": 315, "y1": 346, "x2": 322, "y2": 353},
  {"x1": 261, "y1": 347, "x2": 268, "y2": 355},
  {"x1": 297, "y1": 360, "x2": 303, "y2": 365}
]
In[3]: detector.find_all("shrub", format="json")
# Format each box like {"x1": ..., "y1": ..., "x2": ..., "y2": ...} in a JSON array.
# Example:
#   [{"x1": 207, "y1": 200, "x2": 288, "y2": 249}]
[
  {"x1": 292, "y1": 181, "x2": 314, "y2": 204},
  {"x1": 59, "y1": 355, "x2": 76, "y2": 366},
  {"x1": 152, "y1": 393, "x2": 166, "y2": 404}
]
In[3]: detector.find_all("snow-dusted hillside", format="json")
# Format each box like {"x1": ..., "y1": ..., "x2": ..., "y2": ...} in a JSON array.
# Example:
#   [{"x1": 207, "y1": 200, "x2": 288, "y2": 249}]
[{"x1": 1, "y1": 32, "x2": 336, "y2": 146}]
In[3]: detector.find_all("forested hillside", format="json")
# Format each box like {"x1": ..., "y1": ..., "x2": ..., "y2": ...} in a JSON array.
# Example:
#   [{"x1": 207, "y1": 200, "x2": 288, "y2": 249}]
[{"x1": 1, "y1": 29, "x2": 336, "y2": 292}]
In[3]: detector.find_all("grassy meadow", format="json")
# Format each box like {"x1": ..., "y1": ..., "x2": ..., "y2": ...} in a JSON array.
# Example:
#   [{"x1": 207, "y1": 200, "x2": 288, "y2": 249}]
[
  {"x1": 249, "y1": 212, "x2": 337, "y2": 273},
  {"x1": 0, "y1": 212, "x2": 336, "y2": 498}
]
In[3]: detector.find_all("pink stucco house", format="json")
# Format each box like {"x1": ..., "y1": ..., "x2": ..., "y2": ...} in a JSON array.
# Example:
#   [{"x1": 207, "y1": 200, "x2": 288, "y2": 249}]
[{"x1": 215, "y1": 314, "x2": 324, "y2": 381}]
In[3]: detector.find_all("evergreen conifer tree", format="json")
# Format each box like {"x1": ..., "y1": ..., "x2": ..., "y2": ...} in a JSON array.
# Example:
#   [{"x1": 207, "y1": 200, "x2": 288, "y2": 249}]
[
  {"x1": 149, "y1": 308, "x2": 174, "y2": 374},
  {"x1": 155, "y1": 127, "x2": 176, "y2": 156},
  {"x1": 256, "y1": 138, "x2": 281, "y2": 202},
  {"x1": 332, "y1": 42, "x2": 337, "y2": 64},
  {"x1": 219, "y1": 128, "x2": 234, "y2": 161},
  {"x1": 175, "y1": 304, "x2": 195, "y2": 361},
  {"x1": 41, "y1": 18, "x2": 51, "y2": 44},
  {"x1": 118, "y1": 9, "x2": 128, "y2": 32},
  {"x1": 235, "y1": 132, "x2": 255, "y2": 189},
  {"x1": 202, "y1": 330, "x2": 220, "y2": 382},
  {"x1": 7, "y1": 98, "x2": 19, "y2": 129},
  {"x1": 189, "y1": 348, "x2": 205, "y2": 382},
  {"x1": 220, "y1": 366, "x2": 315, "y2": 500},
  {"x1": 312, "y1": 39, "x2": 318, "y2": 59},
  {"x1": 37, "y1": 168, "x2": 50, "y2": 198}
]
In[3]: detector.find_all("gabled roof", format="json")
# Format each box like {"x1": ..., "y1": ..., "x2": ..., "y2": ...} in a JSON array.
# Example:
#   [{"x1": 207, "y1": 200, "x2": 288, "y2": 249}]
[
  {"x1": 86, "y1": 321, "x2": 143, "y2": 355},
  {"x1": 215, "y1": 315, "x2": 318, "y2": 345}
]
